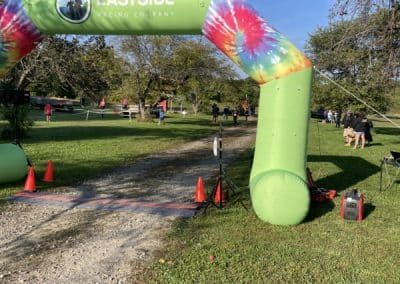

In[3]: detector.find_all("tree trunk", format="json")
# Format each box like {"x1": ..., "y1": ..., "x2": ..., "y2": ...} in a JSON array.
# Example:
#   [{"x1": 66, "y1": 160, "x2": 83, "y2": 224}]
[
  {"x1": 191, "y1": 94, "x2": 199, "y2": 117},
  {"x1": 138, "y1": 96, "x2": 146, "y2": 120},
  {"x1": 16, "y1": 68, "x2": 30, "y2": 90}
]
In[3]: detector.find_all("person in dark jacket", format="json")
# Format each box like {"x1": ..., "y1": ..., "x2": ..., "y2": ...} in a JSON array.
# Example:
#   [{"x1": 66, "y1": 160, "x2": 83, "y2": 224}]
[
  {"x1": 364, "y1": 117, "x2": 373, "y2": 145},
  {"x1": 233, "y1": 108, "x2": 238, "y2": 126},
  {"x1": 223, "y1": 106, "x2": 229, "y2": 120},
  {"x1": 211, "y1": 104, "x2": 219, "y2": 123},
  {"x1": 352, "y1": 112, "x2": 366, "y2": 149},
  {"x1": 335, "y1": 110, "x2": 342, "y2": 128}
]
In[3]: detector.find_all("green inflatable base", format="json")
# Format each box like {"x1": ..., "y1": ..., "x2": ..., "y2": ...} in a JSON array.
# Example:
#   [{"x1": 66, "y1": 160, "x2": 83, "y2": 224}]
[
  {"x1": 0, "y1": 144, "x2": 27, "y2": 184},
  {"x1": 251, "y1": 170, "x2": 310, "y2": 225}
]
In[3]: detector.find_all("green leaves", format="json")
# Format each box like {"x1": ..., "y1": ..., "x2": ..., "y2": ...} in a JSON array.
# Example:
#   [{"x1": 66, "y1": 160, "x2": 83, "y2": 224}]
[
  {"x1": 117, "y1": 36, "x2": 239, "y2": 116},
  {"x1": 308, "y1": 3, "x2": 399, "y2": 112},
  {"x1": 0, "y1": 35, "x2": 124, "y2": 101},
  {"x1": 1, "y1": 34, "x2": 258, "y2": 117}
]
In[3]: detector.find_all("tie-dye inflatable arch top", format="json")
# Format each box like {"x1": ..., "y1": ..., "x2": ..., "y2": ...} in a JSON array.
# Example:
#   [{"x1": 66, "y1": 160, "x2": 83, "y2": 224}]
[{"x1": 0, "y1": 0, "x2": 313, "y2": 225}]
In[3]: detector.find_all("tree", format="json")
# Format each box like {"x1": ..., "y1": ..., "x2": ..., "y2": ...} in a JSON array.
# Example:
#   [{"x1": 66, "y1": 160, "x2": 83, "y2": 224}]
[
  {"x1": 27, "y1": 36, "x2": 84, "y2": 98},
  {"x1": 68, "y1": 36, "x2": 124, "y2": 102},
  {"x1": 0, "y1": 104, "x2": 33, "y2": 139},
  {"x1": 1, "y1": 36, "x2": 124, "y2": 100},
  {"x1": 119, "y1": 36, "x2": 236, "y2": 118},
  {"x1": 119, "y1": 36, "x2": 173, "y2": 119},
  {"x1": 330, "y1": 0, "x2": 399, "y2": 82},
  {"x1": 307, "y1": 2, "x2": 399, "y2": 112},
  {"x1": 225, "y1": 77, "x2": 259, "y2": 107},
  {"x1": 0, "y1": 36, "x2": 124, "y2": 137},
  {"x1": 171, "y1": 39, "x2": 236, "y2": 115}
]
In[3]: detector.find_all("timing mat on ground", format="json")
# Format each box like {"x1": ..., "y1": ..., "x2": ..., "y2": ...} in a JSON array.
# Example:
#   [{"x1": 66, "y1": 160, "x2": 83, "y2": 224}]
[{"x1": 9, "y1": 192, "x2": 200, "y2": 217}]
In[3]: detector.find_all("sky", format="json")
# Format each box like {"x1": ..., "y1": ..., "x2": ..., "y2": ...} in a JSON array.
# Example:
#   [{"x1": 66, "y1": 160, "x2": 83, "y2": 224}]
[{"x1": 248, "y1": 0, "x2": 336, "y2": 51}]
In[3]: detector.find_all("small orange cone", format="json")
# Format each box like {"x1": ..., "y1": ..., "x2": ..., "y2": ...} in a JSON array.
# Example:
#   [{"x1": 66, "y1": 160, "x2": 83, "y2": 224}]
[
  {"x1": 194, "y1": 176, "x2": 205, "y2": 203},
  {"x1": 24, "y1": 166, "x2": 36, "y2": 192},
  {"x1": 213, "y1": 179, "x2": 225, "y2": 203},
  {"x1": 43, "y1": 160, "x2": 54, "y2": 182}
]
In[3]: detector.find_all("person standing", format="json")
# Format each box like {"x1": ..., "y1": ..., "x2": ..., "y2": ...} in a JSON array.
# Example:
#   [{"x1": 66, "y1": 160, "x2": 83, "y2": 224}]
[
  {"x1": 335, "y1": 110, "x2": 342, "y2": 128},
  {"x1": 99, "y1": 98, "x2": 106, "y2": 119},
  {"x1": 223, "y1": 106, "x2": 229, "y2": 120},
  {"x1": 233, "y1": 108, "x2": 238, "y2": 126},
  {"x1": 74, "y1": 0, "x2": 83, "y2": 19},
  {"x1": 67, "y1": 0, "x2": 75, "y2": 18},
  {"x1": 212, "y1": 104, "x2": 219, "y2": 123},
  {"x1": 244, "y1": 108, "x2": 249, "y2": 121},
  {"x1": 327, "y1": 110, "x2": 333, "y2": 124},
  {"x1": 44, "y1": 103, "x2": 53, "y2": 122},
  {"x1": 122, "y1": 98, "x2": 128, "y2": 110},
  {"x1": 343, "y1": 111, "x2": 354, "y2": 145},
  {"x1": 352, "y1": 112, "x2": 366, "y2": 149},
  {"x1": 158, "y1": 109, "x2": 165, "y2": 125},
  {"x1": 364, "y1": 116, "x2": 373, "y2": 145}
]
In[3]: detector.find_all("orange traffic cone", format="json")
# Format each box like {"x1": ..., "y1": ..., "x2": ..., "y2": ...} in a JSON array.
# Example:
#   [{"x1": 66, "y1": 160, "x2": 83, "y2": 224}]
[
  {"x1": 24, "y1": 166, "x2": 36, "y2": 192},
  {"x1": 213, "y1": 179, "x2": 225, "y2": 203},
  {"x1": 194, "y1": 176, "x2": 205, "y2": 203},
  {"x1": 43, "y1": 160, "x2": 54, "y2": 182}
]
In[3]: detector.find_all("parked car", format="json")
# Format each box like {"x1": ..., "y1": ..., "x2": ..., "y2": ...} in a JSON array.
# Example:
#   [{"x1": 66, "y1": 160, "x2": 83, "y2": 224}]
[
  {"x1": 30, "y1": 96, "x2": 74, "y2": 112},
  {"x1": 50, "y1": 99, "x2": 73, "y2": 113},
  {"x1": 310, "y1": 109, "x2": 325, "y2": 119}
]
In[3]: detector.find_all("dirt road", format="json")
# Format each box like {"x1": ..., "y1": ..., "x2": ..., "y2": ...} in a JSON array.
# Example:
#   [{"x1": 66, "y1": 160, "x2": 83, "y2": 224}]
[{"x1": 0, "y1": 123, "x2": 256, "y2": 283}]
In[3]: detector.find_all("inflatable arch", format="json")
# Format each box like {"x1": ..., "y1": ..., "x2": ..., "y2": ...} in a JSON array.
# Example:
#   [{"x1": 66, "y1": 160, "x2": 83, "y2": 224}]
[{"x1": 0, "y1": 0, "x2": 313, "y2": 225}]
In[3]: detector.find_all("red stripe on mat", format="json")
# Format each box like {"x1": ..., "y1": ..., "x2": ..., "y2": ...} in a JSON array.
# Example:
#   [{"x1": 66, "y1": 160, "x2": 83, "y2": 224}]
[{"x1": 15, "y1": 192, "x2": 198, "y2": 210}]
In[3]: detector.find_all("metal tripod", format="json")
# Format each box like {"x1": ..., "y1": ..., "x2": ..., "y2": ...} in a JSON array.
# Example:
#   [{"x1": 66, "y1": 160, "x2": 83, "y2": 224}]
[{"x1": 203, "y1": 124, "x2": 248, "y2": 212}]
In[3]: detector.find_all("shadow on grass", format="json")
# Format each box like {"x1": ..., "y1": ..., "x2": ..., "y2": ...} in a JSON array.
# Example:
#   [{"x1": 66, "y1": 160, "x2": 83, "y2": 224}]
[
  {"x1": 165, "y1": 118, "x2": 257, "y2": 130},
  {"x1": 305, "y1": 200, "x2": 335, "y2": 222},
  {"x1": 363, "y1": 203, "x2": 376, "y2": 219},
  {"x1": 306, "y1": 201, "x2": 376, "y2": 222},
  {"x1": 374, "y1": 127, "x2": 400, "y2": 136},
  {"x1": 21, "y1": 125, "x2": 217, "y2": 144},
  {"x1": 305, "y1": 155, "x2": 380, "y2": 221},
  {"x1": 308, "y1": 155, "x2": 381, "y2": 193},
  {"x1": 161, "y1": 118, "x2": 218, "y2": 127},
  {"x1": 365, "y1": 142, "x2": 383, "y2": 147}
]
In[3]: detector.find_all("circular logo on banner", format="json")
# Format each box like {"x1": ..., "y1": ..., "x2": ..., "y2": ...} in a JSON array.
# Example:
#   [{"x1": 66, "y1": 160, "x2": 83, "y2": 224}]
[{"x1": 56, "y1": 0, "x2": 91, "y2": 24}]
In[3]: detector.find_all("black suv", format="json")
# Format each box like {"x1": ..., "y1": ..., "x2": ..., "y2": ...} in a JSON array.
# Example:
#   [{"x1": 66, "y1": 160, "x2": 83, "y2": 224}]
[{"x1": 310, "y1": 109, "x2": 325, "y2": 119}]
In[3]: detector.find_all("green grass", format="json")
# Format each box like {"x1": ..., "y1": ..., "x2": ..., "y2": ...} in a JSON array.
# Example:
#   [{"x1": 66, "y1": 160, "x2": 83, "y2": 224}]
[
  {"x1": 390, "y1": 91, "x2": 400, "y2": 115},
  {"x1": 0, "y1": 109, "x2": 231, "y2": 200},
  {"x1": 2, "y1": 110, "x2": 400, "y2": 282},
  {"x1": 146, "y1": 116, "x2": 400, "y2": 283}
]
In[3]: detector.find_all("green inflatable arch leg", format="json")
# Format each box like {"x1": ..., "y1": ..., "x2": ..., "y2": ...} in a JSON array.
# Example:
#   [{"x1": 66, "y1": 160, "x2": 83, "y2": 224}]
[
  {"x1": 250, "y1": 69, "x2": 313, "y2": 225},
  {"x1": 0, "y1": 0, "x2": 313, "y2": 224},
  {"x1": 202, "y1": 1, "x2": 313, "y2": 224}
]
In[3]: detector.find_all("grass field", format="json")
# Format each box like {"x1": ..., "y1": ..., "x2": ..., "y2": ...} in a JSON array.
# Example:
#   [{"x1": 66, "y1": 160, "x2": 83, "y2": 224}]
[
  {"x1": 0, "y1": 109, "x2": 226, "y2": 200},
  {"x1": 146, "y1": 116, "x2": 400, "y2": 283},
  {"x1": 2, "y1": 109, "x2": 400, "y2": 282}
]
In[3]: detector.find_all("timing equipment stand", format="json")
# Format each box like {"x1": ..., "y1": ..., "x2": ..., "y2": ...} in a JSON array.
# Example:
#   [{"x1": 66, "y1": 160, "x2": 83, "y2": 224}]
[{"x1": 203, "y1": 123, "x2": 248, "y2": 212}]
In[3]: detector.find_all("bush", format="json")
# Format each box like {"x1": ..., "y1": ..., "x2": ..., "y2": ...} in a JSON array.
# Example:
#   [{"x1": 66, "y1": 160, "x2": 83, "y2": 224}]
[{"x1": 0, "y1": 104, "x2": 33, "y2": 139}]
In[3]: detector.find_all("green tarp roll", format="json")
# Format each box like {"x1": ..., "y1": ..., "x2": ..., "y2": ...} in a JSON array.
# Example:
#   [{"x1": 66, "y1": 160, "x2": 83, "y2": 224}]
[{"x1": 0, "y1": 144, "x2": 27, "y2": 184}]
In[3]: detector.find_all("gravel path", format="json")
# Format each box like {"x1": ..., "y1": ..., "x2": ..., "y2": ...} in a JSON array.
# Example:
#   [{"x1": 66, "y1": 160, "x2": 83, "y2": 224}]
[{"x1": 0, "y1": 123, "x2": 256, "y2": 283}]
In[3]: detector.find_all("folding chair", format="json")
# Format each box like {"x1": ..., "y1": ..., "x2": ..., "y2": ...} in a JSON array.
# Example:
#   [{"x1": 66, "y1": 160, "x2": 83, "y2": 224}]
[{"x1": 379, "y1": 151, "x2": 400, "y2": 191}]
